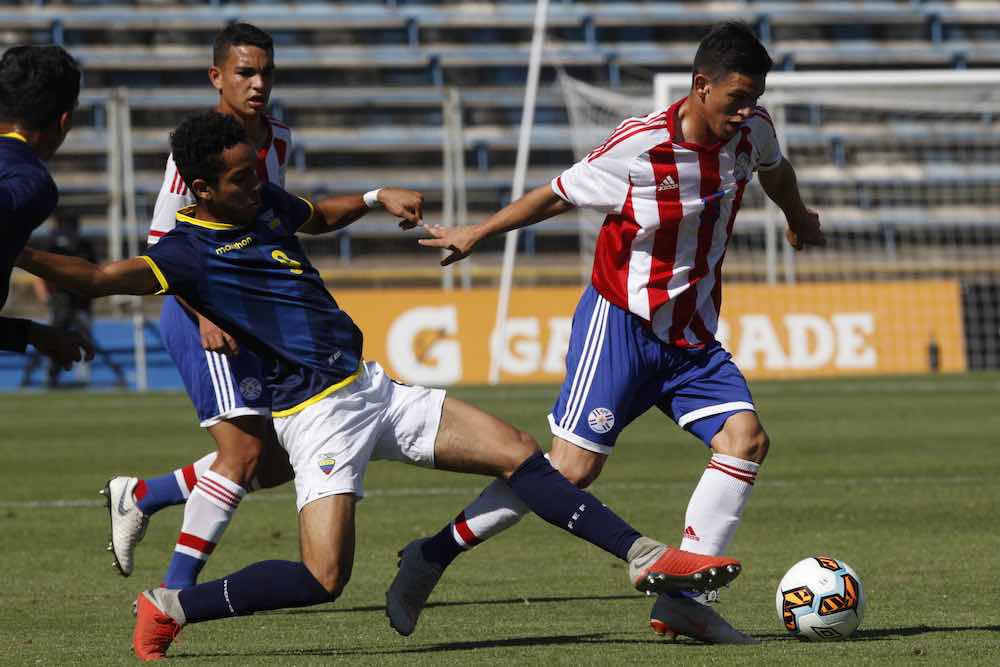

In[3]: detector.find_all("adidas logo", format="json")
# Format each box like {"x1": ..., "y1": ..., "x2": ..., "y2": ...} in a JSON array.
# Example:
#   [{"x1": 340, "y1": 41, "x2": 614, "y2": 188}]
[
  {"x1": 683, "y1": 525, "x2": 700, "y2": 541},
  {"x1": 657, "y1": 175, "x2": 679, "y2": 191}
]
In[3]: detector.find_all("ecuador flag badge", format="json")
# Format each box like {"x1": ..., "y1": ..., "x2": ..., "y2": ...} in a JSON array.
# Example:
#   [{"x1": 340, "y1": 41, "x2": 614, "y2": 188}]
[{"x1": 318, "y1": 454, "x2": 337, "y2": 475}]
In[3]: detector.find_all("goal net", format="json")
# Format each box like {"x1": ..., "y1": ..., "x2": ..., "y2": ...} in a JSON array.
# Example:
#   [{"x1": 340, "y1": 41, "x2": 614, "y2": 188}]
[
  {"x1": 557, "y1": 70, "x2": 1000, "y2": 376},
  {"x1": 559, "y1": 71, "x2": 655, "y2": 272}
]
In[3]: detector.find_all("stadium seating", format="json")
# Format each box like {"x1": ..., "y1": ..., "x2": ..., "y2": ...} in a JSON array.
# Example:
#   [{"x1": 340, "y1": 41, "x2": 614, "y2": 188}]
[{"x1": 2, "y1": 0, "x2": 999, "y2": 272}]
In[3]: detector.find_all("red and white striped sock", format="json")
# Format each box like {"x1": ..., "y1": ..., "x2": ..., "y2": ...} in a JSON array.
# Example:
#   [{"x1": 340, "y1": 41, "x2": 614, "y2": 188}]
[
  {"x1": 679, "y1": 453, "x2": 759, "y2": 556},
  {"x1": 163, "y1": 470, "x2": 246, "y2": 588},
  {"x1": 173, "y1": 452, "x2": 218, "y2": 500}
]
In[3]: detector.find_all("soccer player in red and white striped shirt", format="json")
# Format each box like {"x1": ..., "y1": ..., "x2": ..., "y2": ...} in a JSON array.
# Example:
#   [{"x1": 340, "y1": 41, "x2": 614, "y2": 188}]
[
  {"x1": 102, "y1": 23, "x2": 296, "y2": 591},
  {"x1": 390, "y1": 22, "x2": 825, "y2": 643}
]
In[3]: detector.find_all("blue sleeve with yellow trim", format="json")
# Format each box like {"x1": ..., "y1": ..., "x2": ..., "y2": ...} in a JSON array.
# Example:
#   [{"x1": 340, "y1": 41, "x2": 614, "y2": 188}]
[{"x1": 140, "y1": 231, "x2": 201, "y2": 295}]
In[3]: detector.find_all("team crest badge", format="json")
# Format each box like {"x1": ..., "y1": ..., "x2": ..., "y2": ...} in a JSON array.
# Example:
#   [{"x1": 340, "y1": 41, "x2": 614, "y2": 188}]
[
  {"x1": 733, "y1": 152, "x2": 752, "y2": 182},
  {"x1": 587, "y1": 407, "x2": 615, "y2": 434},
  {"x1": 239, "y1": 378, "x2": 263, "y2": 401},
  {"x1": 318, "y1": 454, "x2": 337, "y2": 475}
]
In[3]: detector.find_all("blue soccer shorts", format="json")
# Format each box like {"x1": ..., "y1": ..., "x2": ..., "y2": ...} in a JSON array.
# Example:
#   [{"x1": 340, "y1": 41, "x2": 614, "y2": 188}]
[
  {"x1": 549, "y1": 285, "x2": 756, "y2": 454},
  {"x1": 160, "y1": 296, "x2": 271, "y2": 427}
]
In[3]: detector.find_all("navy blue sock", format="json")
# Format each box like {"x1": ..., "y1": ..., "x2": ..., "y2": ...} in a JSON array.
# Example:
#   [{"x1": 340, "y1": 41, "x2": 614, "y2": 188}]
[
  {"x1": 178, "y1": 560, "x2": 331, "y2": 623},
  {"x1": 421, "y1": 523, "x2": 464, "y2": 568},
  {"x1": 507, "y1": 452, "x2": 641, "y2": 561}
]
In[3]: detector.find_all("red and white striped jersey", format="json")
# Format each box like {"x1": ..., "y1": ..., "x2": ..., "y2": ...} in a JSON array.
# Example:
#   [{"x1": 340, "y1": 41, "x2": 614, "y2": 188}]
[
  {"x1": 552, "y1": 97, "x2": 782, "y2": 348},
  {"x1": 147, "y1": 115, "x2": 292, "y2": 245}
]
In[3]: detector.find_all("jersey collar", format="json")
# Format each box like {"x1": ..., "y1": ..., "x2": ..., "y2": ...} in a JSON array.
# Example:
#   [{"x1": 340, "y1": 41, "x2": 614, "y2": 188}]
[
  {"x1": 175, "y1": 204, "x2": 240, "y2": 230},
  {"x1": 667, "y1": 97, "x2": 725, "y2": 153},
  {"x1": 0, "y1": 131, "x2": 27, "y2": 143}
]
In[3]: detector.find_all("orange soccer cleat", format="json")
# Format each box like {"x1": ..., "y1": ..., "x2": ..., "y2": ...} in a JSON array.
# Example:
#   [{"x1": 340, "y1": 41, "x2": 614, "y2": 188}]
[
  {"x1": 627, "y1": 539, "x2": 741, "y2": 594},
  {"x1": 132, "y1": 591, "x2": 182, "y2": 661}
]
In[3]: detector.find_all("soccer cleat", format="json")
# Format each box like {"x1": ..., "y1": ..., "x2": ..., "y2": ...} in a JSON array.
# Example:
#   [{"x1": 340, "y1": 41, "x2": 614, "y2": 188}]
[
  {"x1": 627, "y1": 541, "x2": 741, "y2": 595},
  {"x1": 133, "y1": 591, "x2": 183, "y2": 661},
  {"x1": 385, "y1": 538, "x2": 444, "y2": 636},
  {"x1": 649, "y1": 594, "x2": 758, "y2": 644},
  {"x1": 101, "y1": 476, "x2": 148, "y2": 577}
]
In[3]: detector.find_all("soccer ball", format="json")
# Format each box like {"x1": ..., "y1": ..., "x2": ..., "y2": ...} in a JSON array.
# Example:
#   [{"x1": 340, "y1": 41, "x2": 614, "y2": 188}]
[{"x1": 775, "y1": 556, "x2": 865, "y2": 641}]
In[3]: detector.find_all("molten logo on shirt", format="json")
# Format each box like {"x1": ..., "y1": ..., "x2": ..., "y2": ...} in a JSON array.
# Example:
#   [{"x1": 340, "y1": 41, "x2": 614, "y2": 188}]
[
  {"x1": 587, "y1": 407, "x2": 615, "y2": 434},
  {"x1": 215, "y1": 235, "x2": 255, "y2": 255},
  {"x1": 318, "y1": 454, "x2": 337, "y2": 475}
]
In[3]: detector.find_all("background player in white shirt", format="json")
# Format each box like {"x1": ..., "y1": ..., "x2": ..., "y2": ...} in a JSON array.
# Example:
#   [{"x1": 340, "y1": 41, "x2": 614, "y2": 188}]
[
  {"x1": 392, "y1": 22, "x2": 825, "y2": 643},
  {"x1": 102, "y1": 23, "x2": 301, "y2": 590}
]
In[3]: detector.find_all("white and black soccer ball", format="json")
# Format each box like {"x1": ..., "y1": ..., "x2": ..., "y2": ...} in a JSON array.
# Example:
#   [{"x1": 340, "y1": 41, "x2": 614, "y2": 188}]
[{"x1": 775, "y1": 556, "x2": 865, "y2": 641}]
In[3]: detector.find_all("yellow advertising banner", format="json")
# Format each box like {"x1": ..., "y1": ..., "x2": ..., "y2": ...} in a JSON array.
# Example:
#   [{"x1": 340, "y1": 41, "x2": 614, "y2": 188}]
[{"x1": 333, "y1": 280, "x2": 966, "y2": 385}]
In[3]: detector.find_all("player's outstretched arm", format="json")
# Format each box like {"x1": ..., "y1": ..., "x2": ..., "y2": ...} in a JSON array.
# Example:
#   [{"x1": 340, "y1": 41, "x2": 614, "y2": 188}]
[
  {"x1": 417, "y1": 184, "x2": 574, "y2": 266},
  {"x1": 757, "y1": 158, "x2": 825, "y2": 250},
  {"x1": 16, "y1": 247, "x2": 161, "y2": 298},
  {"x1": 298, "y1": 188, "x2": 424, "y2": 235}
]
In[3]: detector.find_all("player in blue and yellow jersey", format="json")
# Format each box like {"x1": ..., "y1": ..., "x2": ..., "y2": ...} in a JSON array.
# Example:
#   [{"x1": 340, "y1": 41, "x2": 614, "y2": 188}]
[
  {"x1": 0, "y1": 45, "x2": 92, "y2": 368},
  {"x1": 102, "y1": 23, "x2": 300, "y2": 591},
  {"x1": 18, "y1": 111, "x2": 743, "y2": 661}
]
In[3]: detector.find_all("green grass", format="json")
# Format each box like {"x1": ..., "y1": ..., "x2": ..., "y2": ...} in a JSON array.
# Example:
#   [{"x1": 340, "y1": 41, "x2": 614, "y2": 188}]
[{"x1": 2, "y1": 374, "x2": 999, "y2": 665}]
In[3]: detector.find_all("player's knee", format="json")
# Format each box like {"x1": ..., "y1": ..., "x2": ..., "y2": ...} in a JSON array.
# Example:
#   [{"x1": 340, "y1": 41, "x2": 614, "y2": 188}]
[
  {"x1": 504, "y1": 429, "x2": 542, "y2": 474},
  {"x1": 551, "y1": 457, "x2": 602, "y2": 489},
  {"x1": 214, "y1": 446, "x2": 261, "y2": 486},
  {"x1": 713, "y1": 413, "x2": 769, "y2": 464}
]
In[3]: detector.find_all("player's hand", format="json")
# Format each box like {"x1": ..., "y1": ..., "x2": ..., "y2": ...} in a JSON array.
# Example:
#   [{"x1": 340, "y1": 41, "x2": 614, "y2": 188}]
[
  {"x1": 198, "y1": 314, "x2": 239, "y2": 355},
  {"x1": 785, "y1": 208, "x2": 826, "y2": 250},
  {"x1": 27, "y1": 322, "x2": 95, "y2": 371},
  {"x1": 377, "y1": 188, "x2": 424, "y2": 229},
  {"x1": 417, "y1": 224, "x2": 479, "y2": 266}
]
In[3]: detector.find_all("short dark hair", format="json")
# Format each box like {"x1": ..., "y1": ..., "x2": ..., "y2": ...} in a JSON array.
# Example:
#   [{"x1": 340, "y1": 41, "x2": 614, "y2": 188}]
[
  {"x1": 213, "y1": 22, "x2": 274, "y2": 66},
  {"x1": 0, "y1": 45, "x2": 80, "y2": 130},
  {"x1": 170, "y1": 111, "x2": 248, "y2": 191},
  {"x1": 693, "y1": 22, "x2": 772, "y2": 82}
]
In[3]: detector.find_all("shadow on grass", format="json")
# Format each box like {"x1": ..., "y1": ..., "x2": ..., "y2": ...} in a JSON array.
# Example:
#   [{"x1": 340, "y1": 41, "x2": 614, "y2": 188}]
[
  {"x1": 276, "y1": 593, "x2": 640, "y2": 616},
  {"x1": 171, "y1": 632, "x2": 650, "y2": 659},
  {"x1": 170, "y1": 624, "x2": 1000, "y2": 659},
  {"x1": 752, "y1": 624, "x2": 1000, "y2": 643}
]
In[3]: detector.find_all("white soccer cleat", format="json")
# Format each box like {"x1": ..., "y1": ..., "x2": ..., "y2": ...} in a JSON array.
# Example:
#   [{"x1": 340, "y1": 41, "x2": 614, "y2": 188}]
[
  {"x1": 100, "y1": 476, "x2": 148, "y2": 577},
  {"x1": 649, "y1": 594, "x2": 758, "y2": 644},
  {"x1": 385, "y1": 538, "x2": 444, "y2": 636}
]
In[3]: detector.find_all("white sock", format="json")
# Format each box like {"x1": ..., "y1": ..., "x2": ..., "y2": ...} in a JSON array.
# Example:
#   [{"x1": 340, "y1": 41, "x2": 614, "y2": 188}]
[
  {"x1": 174, "y1": 470, "x2": 246, "y2": 561},
  {"x1": 448, "y1": 452, "x2": 566, "y2": 547},
  {"x1": 450, "y1": 477, "x2": 529, "y2": 547},
  {"x1": 679, "y1": 452, "x2": 759, "y2": 556}
]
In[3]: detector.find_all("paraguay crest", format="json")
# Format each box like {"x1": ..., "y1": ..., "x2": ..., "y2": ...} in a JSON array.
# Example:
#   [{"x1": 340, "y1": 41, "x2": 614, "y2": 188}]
[
  {"x1": 239, "y1": 377, "x2": 263, "y2": 401},
  {"x1": 318, "y1": 453, "x2": 337, "y2": 475},
  {"x1": 588, "y1": 407, "x2": 615, "y2": 434},
  {"x1": 733, "y1": 151, "x2": 753, "y2": 182}
]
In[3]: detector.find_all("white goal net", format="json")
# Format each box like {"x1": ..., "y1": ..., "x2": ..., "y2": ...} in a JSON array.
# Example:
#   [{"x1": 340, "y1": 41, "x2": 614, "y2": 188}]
[{"x1": 558, "y1": 70, "x2": 1000, "y2": 376}]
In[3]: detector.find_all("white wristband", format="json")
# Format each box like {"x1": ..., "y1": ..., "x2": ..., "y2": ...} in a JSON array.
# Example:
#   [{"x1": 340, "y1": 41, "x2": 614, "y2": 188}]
[{"x1": 363, "y1": 188, "x2": 383, "y2": 208}]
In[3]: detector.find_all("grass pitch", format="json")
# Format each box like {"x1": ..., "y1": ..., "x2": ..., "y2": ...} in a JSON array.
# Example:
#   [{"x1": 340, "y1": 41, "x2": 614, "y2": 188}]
[{"x1": 1, "y1": 374, "x2": 999, "y2": 665}]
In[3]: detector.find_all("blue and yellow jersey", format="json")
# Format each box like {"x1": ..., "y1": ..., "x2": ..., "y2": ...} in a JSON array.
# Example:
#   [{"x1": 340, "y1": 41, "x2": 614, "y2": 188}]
[
  {"x1": 142, "y1": 183, "x2": 363, "y2": 415},
  {"x1": 0, "y1": 132, "x2": 58, "y2": 311}
]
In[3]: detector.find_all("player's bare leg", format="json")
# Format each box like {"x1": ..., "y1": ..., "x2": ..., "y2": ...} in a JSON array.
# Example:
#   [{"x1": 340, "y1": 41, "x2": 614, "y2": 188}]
[
  {"x1": 298, "y1": 493, "x2": 357, "y2": 600},
  {"x1": 650, "y1": 410, "x2": 766, "y2": 642}
]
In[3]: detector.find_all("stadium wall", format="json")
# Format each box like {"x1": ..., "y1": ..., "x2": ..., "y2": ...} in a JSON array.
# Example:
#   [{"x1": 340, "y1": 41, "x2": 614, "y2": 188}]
[{"x1": 335, "y1": 281, "x2": 966, "y2": 385}]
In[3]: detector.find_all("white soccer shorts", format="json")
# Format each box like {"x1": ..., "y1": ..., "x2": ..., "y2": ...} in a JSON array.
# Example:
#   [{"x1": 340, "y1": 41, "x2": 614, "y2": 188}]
[{"x1": 272, "y1": 361, "x2": 445, "y2": 511}]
